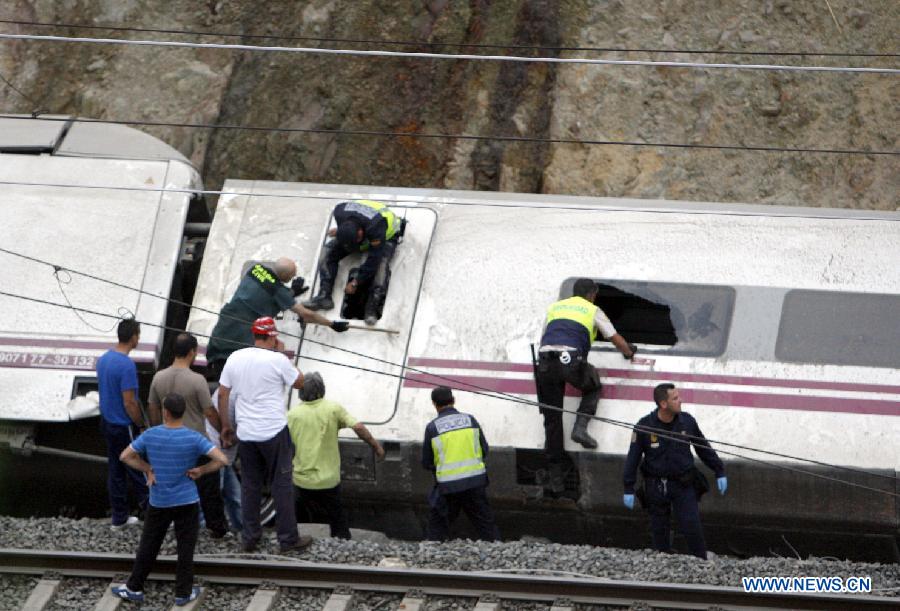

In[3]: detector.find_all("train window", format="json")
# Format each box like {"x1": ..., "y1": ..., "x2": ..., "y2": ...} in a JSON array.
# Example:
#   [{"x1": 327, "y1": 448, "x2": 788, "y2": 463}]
[
  {"x1": 559, "y1": 279, "x2": 735, "y2": 356},
  {"x1": 775, "y1": 290, "x2": 900, "y2": 369}
]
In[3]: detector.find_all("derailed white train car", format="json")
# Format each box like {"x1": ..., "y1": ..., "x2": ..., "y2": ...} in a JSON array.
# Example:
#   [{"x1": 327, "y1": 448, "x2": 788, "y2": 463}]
[
  {"x1": 0, "y1": 117, "x2": 207, "y2": 479},
  {"x1": 189, "y1": 181, "x2": 899, "y2": 560}
]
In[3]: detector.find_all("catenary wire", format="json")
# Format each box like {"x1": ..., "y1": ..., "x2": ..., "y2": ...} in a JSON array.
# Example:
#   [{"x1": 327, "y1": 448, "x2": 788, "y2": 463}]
[
  {"x1": 0, "y1": 70, "x2": 40, "y2": 107},
  {"x1": 1, "y1": 33, "x2": 897, "y2": 74},
  {"x1": 0, "y1": 285, "x2": 897, "y2": 499},
  {"x1": 3, "y1": 113, "x2": 896, "y2": 157},
  {"x1": 1, "y1": 180, "x2": 898, "y2": 223},
  {"x1": 0, "y1": 244, "x2": 896, "y2": 485},
  {"x1": 2, "y1": 18, "x2": 897, "y2": 58}
]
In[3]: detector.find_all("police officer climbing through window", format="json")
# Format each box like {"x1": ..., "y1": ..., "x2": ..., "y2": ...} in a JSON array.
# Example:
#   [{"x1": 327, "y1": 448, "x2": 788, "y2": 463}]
[
  {"x1": 536, "y1": 278, "x2": 636, "y2": 494},
  {"x1": 206, "y1": 257, "x2": 349, "y2": 379},
  {"x1": 303, "y1": 200, "x2": 402, "y2": 325},
  {"x1": 622, "y1": 383, "x2": 727, "y2": 559},
  {"x1": 422, "y1": 387, "x2": 499, "y2": 542}
]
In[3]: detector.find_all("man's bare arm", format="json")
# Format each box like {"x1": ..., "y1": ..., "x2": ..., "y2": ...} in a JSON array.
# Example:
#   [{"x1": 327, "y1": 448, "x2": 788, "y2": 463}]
[
  {"x1": 120, "y1": 445, "x2": 156, "y2": 486},
  {"x1": 610, "y1": 333, "x2": 636, "y2": 359},
  {"x1": 217, "y1": 385, "x2": 235, "y2": 447},
  {"x1": 122, "y1": 390, "x2": 144, "y2": 427},
  {"x1": 352, "y1": 422, "x2": 385, "y2": 460},
  {"x1": 204, "y1": 405, "x2": 222, "y2": 432},
  {"x1": 147, "y1": 401, "x2": 162, "y2": 426},
  {"x1": 187, "y1": 447, "x2": 228, "y2": 480},
  {"x1": 292, "y1": 370, "x2": 305, "y2": 390}
]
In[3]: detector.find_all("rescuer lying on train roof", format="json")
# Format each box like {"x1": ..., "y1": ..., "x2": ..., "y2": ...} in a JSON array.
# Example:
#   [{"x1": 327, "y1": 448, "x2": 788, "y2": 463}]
[
  {"x1": 304, "y1": 200, "x2": 403, "y2": 325},
  {"x1": 206, "y1": 257, "x2": 350, "y2": 379}
]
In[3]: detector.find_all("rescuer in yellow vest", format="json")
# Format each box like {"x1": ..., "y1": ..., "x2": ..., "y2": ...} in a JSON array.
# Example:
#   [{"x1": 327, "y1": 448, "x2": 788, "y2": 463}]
[
  {"x1": 536, "y1": 278, "x2": 636, "y2": 494},
  {"x1": 304, "y1": 200, "x2": 402, "y2": 325},
  {"x1": 421, "y1": 386, "x2": 499, "y2": 541}
]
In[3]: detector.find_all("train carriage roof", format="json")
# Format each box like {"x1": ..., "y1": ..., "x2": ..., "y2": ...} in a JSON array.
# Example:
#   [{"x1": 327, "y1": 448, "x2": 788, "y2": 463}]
[{"x1": 0, "y1": 115, "x2": 192, "y2": 166}]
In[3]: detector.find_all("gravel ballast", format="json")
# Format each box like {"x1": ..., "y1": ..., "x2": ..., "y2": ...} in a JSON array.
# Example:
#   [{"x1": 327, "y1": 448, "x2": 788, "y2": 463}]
[{"x1": 1, "y1": 516, "x2": 897, "y2": 600}]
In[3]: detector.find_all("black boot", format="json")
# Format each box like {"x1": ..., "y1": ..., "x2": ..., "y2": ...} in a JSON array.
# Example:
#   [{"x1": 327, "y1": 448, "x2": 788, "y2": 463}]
[
  {"x1": 302, "y1": 278, "x2": 334, "y2": 310},
  {"x1": 303, "y1": 293, "x2": 334, "y2": 311},
  {"x1": 364, "y1": 287, "x2": 385, "y2": 325},
  {"x1": 570, "y1": 415, "x2": 598, "y2": 449}
]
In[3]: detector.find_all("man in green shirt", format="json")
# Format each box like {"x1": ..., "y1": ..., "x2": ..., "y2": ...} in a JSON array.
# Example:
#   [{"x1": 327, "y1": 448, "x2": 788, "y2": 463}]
[
  {"x1": 206, "y1": 258, "x2": 349, "y2": 379},
  {"x1": 286, "y1": 372, "x2": 384, "y2": 539}
]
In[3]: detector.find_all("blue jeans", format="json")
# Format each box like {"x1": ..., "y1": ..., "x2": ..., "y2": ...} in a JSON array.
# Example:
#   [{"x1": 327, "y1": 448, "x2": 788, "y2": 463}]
[
  {"x1": 101, "y1": 419, "x2": 148, "y2": 524},
  {"x1": 220, "y1": 466, "x2": 243, "y2": 532}
]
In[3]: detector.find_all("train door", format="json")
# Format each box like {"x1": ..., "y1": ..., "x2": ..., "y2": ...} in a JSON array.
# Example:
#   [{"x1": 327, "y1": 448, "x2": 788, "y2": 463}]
[{"x1": 293, "y1": 206, "x2": 438, "y2": 424}]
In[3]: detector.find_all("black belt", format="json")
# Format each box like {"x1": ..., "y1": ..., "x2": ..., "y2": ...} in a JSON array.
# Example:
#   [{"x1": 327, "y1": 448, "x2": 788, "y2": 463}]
[{"x1": 540, "y1": 350, "x2": 582, "y2": 358}]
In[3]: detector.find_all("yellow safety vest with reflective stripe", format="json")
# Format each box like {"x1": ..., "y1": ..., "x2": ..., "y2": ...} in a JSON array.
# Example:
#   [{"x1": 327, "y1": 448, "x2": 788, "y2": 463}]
[
  {"x1": 431, "y1": 413, "x2": 486, "y2": 485},
  {"x1": 545, "y1": 296, "x2": 598, "y2": 343},
  {"x1": 355, "y1": 199, "x2": 398, "y2": 240}
]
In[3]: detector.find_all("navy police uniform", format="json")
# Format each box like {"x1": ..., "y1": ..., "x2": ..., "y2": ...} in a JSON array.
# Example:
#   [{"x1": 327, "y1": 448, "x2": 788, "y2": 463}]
[
  {"x1": 623, "y1": 409, "x2": 724, "y2": 559},
  {"x1": 421, "y1": 407, "x2": 499, "y2": 541},
  {"x1": 318, "y1": 201, "x2": 400, "y2": 318},
  {"x1": 536, "y1": 296, "x2": 605, "y2": 463}
]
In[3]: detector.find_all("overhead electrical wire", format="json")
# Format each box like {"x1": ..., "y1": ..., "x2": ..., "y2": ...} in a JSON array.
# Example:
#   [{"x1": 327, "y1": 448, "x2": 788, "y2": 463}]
[
  {"x1": 1, "y1": 180, "x2": 897, "y2": 223},
  {"x1": 2, "y1": 114, "x2": 896, "y2": 157},
  {"x1": 0, "y1": 70, "x2": 39, "y2": 106},
  {"x1": 0, "y1": 245, "x2": 896, "y2": 495},
  {"x1": 1, "y1": 33, "x2": 897, "y2": 74},
  {"x1": 2, "y1": 18, "x2": 897, "y2": 58}
]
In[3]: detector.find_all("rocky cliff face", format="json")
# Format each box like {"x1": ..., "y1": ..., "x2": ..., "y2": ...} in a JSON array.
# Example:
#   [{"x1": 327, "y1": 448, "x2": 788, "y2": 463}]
[{"x1": 2, "y1": 0, "x2": 897, "y2": 209}]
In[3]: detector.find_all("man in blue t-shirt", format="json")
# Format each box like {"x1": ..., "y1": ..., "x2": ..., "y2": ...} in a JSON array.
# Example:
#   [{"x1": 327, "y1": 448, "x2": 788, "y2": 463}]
[
  {"x1": 96, "y1": 318, "x2": 148, "y2": 527},
  {"x1": 112, "y1": 392, "x2": 228, "y2": 606}
]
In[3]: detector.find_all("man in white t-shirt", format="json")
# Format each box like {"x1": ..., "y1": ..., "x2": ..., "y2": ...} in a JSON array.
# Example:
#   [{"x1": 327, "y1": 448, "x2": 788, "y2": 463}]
[{"x1": 217, "y1": 317, "x2": 307, "y2": 553}]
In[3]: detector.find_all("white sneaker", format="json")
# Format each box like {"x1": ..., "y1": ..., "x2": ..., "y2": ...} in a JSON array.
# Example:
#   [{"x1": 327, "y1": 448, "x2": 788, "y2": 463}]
[{"x1": 111, "y1": 516, "x2": 140, "y2": 529}]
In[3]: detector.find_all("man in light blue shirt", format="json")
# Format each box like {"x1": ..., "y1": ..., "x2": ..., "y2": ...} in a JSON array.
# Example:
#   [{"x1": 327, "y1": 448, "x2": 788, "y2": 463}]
[{"x1": 111, "y1": 393, "x2": 227, "y2": 606}]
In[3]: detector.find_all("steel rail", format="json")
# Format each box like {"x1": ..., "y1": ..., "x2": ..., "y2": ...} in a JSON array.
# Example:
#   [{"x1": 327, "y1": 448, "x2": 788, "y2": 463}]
[{"x1": 1, "y1": 548, "x2": 897, "y2": 610}]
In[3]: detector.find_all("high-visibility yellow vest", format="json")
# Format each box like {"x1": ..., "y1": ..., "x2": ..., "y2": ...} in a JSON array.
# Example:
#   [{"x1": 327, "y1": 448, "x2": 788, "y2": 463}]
[
  {"x1": 431, "y1": 413, "x2": 486, "y2": 485},
  {"x1": 353, "y1": 199, "x2": 398, "y2": 240},
  {"x1": 545, "y1": 296, "x2": 598, "y2": 343}
]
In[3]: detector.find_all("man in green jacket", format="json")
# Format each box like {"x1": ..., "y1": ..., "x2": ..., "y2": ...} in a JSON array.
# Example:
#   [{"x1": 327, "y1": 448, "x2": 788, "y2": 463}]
[{"x1": 206, "y1": 258, "x2": 349, "y2": 379}]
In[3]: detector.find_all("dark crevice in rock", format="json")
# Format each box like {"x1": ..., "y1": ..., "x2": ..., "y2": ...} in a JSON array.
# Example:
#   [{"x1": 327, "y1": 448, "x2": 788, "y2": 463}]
[{"x1": 471, "y1": 0, "x2": 559, "y2": 192}]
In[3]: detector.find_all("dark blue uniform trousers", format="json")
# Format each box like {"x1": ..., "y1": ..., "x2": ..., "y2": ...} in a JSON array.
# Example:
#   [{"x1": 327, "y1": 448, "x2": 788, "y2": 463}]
[
  {"x1": 426, "y1": 485, "x2": 499, "y2": 542},
  {"x1": 101, "y1": 420, "x2": 148, "y2": 524},
  {"x1": 645, "y1": 476, "x2": 707, "y2": 559}
]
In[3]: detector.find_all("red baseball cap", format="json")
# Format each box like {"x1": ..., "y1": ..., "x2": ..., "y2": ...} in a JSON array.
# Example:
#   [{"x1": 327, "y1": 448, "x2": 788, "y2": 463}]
[{"x1": 251, "y1": 316, "x2": 278, "y2": 336}]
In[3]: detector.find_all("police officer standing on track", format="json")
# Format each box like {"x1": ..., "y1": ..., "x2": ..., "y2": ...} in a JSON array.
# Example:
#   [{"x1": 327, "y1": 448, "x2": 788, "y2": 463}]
[
  {"x1": 206, "y1": 257, "x2": 349, "y2": 379},
  {"x1": 303, "y1": 200, "x2": 402, "y2": 325},
  {"x1": 422, "y1": 387, "x2": 499, "y2": 542},
  {"x1": 622, "y1": 383, "x2": 727, "y2": 559},
  {"x1": 536, "y1": 278, "x2": 636, "y2": 493}
]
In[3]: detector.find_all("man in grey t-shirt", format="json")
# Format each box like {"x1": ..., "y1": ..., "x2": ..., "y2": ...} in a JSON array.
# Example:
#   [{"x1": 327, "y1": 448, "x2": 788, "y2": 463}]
[{"x1": 148, "y1": 333, "x2": 228, "y2": 538}]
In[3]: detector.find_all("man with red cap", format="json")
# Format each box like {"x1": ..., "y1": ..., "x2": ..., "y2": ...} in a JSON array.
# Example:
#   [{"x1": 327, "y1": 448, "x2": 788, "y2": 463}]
[{"x1": 217, "y1": 316, "x2": 309, "y2": 553}]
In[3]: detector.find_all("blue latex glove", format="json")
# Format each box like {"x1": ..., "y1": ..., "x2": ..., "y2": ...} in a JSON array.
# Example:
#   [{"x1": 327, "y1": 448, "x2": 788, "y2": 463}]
[
  {"x1": 623, "y1": 493, "x2": 635, "y2": 510},
  {"x1": 717, "y1": 476, "x2": 728, "y2": 495}
]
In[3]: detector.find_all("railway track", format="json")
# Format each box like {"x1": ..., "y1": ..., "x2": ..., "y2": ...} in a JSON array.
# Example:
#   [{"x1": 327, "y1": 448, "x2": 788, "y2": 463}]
[{"x1": 2, "y1": 548, "x2": 898, "y2": 610}]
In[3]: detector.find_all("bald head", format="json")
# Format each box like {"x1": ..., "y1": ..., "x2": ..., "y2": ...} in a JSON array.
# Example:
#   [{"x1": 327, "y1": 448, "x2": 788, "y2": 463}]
[{"x1": 274, "y1": 257, "x2": 297, "y2": 282}]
